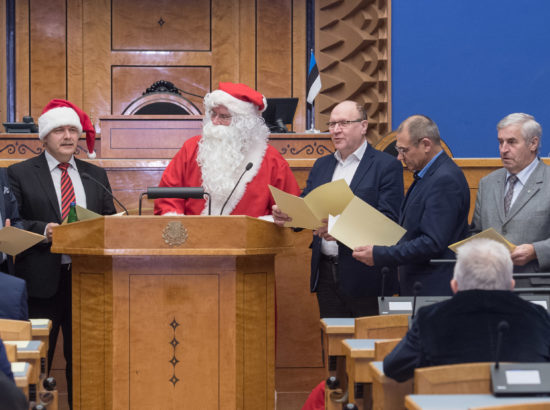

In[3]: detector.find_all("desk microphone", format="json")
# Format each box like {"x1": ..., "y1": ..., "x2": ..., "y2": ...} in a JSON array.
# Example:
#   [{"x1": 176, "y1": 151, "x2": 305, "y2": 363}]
[
  {"x1": 495, "y1": 320, "x2": 509, "y2": 369},
  {"x1": 220, "y1": 162, "x2": 253, "y2": 215},
  {"x1": 380, "y1": 267, "x2": 389, "y2": 301},
  {"x1": 81, "y1": 172, "x2": 129, "y2": 215},
  {"x1": 144, "y1": 187, "x2": 211, "y2": 215},
  {"x1": 411, "y1": 281, "x2": 423, "y2": 319}
]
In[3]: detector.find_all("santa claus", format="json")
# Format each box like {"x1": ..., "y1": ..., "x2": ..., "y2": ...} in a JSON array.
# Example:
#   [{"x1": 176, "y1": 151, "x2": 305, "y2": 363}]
[{"x1": 154, "y1": 82, "x2": 300, "y2": 216}]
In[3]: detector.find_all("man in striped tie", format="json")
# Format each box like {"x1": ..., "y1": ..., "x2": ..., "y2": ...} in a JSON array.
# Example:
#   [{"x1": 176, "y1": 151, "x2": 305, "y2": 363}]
[{"x1": 7, "y1": 99, "x2": 116, "y2": 408}]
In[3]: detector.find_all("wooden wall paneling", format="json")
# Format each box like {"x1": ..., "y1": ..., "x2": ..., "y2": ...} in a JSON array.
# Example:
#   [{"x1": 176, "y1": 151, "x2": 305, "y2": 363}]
[
  {"x1": 256, "y1": 0, "x2": 293, "y2": 98},
  {"x1": 111, "y1": 66, "x2": 210, "y2": 115},
  {"x1": 211, "y1": 0, "x2": 240, "y2": 84},
  {"x1": 292, "y1": 0, "x2": 307, "y2": 132},
  {"x1": 315, "y1": 0, "x2": 391, "y2": 145},
  {"x1": 238, "y1": 0, "x2": 257, "y2": 88},
  {"x1": 112, "y1": 0, "x2": 211, "y2": 51},
  {"x1": 82, "y1": 0, "x2": 111, "y2": 121},
  {"x1": 29, "y1": 0, "x2": 67, "y2": 117},
  {"x1": 0, "y1": 0, "x2": 6, "y2": 124},
  {"x1": 15, "y1": 0, "x2": 30, "y2": 122},
  {"x1": 67, "y1": 0, "x2": 84, "y2": 109}
]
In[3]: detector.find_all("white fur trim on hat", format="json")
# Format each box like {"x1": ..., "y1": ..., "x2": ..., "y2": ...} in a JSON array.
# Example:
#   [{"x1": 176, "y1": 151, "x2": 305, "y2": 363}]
[
  {"x1": 204, "y1": 90, "x2": 264, "y2": 117},
  {"x1": 38, "y1": 106, "x2": 82, "y2": 140}
]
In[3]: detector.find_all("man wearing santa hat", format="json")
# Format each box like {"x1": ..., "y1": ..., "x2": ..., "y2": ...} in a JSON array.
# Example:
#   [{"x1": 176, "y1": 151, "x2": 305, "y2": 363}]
[
  {"x1": 154, "y1": 82, "x2": 300, "y2": 216},
  {"x1": 7, "y1": 99, "x2": 117, "y2": 407}
]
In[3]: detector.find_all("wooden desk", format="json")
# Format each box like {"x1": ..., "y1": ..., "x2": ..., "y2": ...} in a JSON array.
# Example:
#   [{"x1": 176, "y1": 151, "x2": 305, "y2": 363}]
[
  {"x1": 342, "y1": 339, "x2": 387, "y2": 405},
  {"x1": 12, "y1": 361, "x2": 33, "y2": 400},
  {"x1": 5, "y1": 340, "x2": 46, "y2": 383},
  {"x1": 369, "y1": 361, "x2": 413, "y2": 410},
  {"x1": 320, "y1": 318, "x2": 355, "y2": 372},
  {"x1": 405, "y1": 394, "x2": 550, "y2": 410}
]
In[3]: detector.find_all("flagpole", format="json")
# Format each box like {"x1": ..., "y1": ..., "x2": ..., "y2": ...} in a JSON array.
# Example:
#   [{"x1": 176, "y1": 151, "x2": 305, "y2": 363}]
[{"x1": 306, "y1": 48, "x2": 321, "y2": 134}]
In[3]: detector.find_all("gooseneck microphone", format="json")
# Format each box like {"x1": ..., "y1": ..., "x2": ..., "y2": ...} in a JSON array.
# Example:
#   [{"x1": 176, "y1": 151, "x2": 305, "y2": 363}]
[
  {"x1": 495, "y1": 320, "x2": 509, "y2": 369},
  {"x1": 380, "y1": 267, "x2": 389, "y2": 301},
  {"x1": 219, "y1": 162, "x2": 253, "y2": 215},
  {"x1": 142, "y1": 187, "x2": 211, "y2": 215},
  {"x1": 411, "y1": 281, "x2": 423, "y2": 319},
  {"x1": 81, "y1": 172, "x2": 129, "y2": 215}
]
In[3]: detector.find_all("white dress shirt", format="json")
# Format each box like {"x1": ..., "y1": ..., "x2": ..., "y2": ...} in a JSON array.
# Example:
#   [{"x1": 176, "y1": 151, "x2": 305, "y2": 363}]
[{"x1": 505, "y1": 157, "x2": 539, "y2": 209}]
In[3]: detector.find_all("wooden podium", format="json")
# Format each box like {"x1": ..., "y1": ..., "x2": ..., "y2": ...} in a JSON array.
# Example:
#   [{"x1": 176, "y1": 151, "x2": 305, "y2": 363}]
[{"x1": 51, "y1": 215, "x2": 290, "y2": 410}]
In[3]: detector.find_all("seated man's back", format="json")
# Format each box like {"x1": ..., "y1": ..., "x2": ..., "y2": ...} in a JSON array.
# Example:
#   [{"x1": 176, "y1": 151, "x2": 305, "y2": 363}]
[
  {"x1": 0, "y1": 272, "x2": 28, "y2": 320},
  {"x1": 383, "y1": 238, "x2": 550, "y2": 382}
]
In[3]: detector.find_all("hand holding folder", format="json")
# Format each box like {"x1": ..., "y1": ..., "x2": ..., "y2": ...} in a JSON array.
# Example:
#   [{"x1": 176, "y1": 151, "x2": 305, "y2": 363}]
[{"x1": 270, "y1": 179, "x2": 406, "y2": 248}]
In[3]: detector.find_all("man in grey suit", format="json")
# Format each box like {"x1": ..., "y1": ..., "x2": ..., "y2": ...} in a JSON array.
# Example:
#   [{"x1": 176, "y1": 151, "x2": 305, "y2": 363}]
[{"x1": 471, "y1": 113, "x2": 550, "y2": 276}]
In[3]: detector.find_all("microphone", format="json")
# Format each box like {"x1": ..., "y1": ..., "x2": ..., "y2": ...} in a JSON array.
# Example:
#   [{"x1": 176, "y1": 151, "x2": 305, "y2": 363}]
[
  {"x1": 81, "y1": 172, "x2": 129, "y2": 215},
  {"x1": 495, "y1": 320, "x2": 509, "y2": 369},
  {"x1": 219, "y1": 162, "x2": 253, "y2": 215},
  {"x1": 143, "y1": 187, "x2": 211, "y2": 215},
  {"x1": 380, "y1": 267, "x2": 389, "y2": 301},
  {"x1": 411, "y1": 281, "x2": 423, "y2": 319}
]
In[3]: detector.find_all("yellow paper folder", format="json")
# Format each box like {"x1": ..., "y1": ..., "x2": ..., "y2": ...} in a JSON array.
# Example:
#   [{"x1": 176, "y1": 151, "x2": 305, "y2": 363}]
[{"x1": 449, "y1": 227, "x2": 516, "y2": 253}]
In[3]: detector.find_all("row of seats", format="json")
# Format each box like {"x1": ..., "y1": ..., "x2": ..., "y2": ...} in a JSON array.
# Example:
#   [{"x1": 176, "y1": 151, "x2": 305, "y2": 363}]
[{"x1": 0, "y1": 318, "x2": 58, "y2": 410}]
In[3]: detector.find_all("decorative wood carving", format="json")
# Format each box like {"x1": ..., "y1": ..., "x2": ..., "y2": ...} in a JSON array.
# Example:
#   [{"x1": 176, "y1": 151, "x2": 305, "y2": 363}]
[{"x1": 316, "y1": 0, "x2": 391, "y2": 145}]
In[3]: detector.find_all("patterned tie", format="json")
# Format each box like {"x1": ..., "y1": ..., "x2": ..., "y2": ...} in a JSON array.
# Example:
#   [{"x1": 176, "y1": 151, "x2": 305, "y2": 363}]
[
  {"x1": 504, "y1": 174, "x2": 518, "y2": 216},
  {"x1": 58, "y1": 163, "x2": 76, "y2": 219}
]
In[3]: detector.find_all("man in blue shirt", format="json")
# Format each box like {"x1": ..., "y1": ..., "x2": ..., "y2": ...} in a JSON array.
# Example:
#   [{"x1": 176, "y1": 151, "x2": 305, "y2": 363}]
[{"x1": 353, "y1": 115, "x2": 470, "y2": 295}]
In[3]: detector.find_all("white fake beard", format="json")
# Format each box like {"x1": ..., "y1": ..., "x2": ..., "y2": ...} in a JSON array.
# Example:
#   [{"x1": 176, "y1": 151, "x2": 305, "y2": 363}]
[{"x1": 198, "y1": 122, "x2": 247, "y2": 199}]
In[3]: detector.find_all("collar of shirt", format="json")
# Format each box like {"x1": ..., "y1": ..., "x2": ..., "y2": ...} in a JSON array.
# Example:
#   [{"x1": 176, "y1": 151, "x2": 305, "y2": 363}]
[
  {"x1": 45, "y1": 150, "x2": 77, "y2": 173},
  {"x1": 506, "y1": 157, "x2": 539, "y2": 186},
  {"x1": 334, "y1": 140, "x2": 368, "y2": 165},
  {"x1": 417, "y1": 149, "x2": 443, "y2": 179}
]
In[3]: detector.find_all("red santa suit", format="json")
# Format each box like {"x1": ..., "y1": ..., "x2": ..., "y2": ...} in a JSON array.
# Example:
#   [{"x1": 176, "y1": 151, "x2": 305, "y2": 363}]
[{"x1": 154, "y1": 135, "x2": 300, "y2": 217}]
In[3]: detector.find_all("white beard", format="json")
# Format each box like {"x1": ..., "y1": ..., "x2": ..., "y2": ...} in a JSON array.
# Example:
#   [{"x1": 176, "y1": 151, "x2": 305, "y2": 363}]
[{"x1": 197, "y1": 114, "x2": 269, "y2": 214}]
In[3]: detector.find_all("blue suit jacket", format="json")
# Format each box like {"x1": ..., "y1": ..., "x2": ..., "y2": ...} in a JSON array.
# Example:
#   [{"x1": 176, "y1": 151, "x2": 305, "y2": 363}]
[
  {"x1": 373, "y1": 152, "x2": 469, "y2": 296},
  {"x1": 305, "y1": 144, "x2": 404, "y2": 298},
  {"x1": 383, "y1": 290, "x2": 550, "y2": 382}
]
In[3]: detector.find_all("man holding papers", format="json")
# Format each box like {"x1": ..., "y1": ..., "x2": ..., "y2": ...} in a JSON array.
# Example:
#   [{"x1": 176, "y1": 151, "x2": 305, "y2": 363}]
[
  {"x1": 273, "y1": 101, "x2": 403, "y2": 317},
  {"x1": 353, "y1": 115, "x2": 469, "y2": 296},
  {"x1": 7, "y1": 99, "x2": 116, "y2": 406},
  {"x1": 471, "y1": 113, "x2": 550, "y2": 280}
]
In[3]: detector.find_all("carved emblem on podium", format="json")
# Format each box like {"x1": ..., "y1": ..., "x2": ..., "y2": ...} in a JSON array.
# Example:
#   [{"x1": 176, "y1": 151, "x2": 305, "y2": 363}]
[{"x1": 162, "y1": 221, "x2": 188, "y2": 246}]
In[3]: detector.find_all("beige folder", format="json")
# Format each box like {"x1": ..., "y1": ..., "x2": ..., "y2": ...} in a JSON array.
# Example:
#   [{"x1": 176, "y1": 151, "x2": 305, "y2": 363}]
[
  {"x1": 449, "y1": 227, "x2": 516, "y2": 253},
  {"x1": 61, "y1": 205, "x2": 102, "y2": 224},
  {"x1": 0, "y1": 226, "x2": 45, "y2": 256}
]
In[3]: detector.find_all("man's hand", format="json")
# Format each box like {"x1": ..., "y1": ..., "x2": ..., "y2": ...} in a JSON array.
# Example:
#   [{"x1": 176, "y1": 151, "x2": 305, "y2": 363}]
[
  {"x1": 353, "y1": 245, "x2": 375, "y2": 266},
  {"x1": 45, "y1": 222, "x2": 59, "y2": 241},
  {"x1": 511, "y1": 244, "x2": 536, "y2": 266},
  {"x1": 313, "y1": 218, "x2": 336, "y2": 241},
  {"x1": 272, "y1": 205, "x2": 292, "y2": 227}
]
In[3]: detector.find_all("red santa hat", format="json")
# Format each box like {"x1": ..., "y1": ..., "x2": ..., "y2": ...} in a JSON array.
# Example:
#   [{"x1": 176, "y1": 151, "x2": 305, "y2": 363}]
[
  {"x1": 204, "y1": 82, "x2": 268, "y2": 116},
  {"x1": 38, "y1": 99, "x2": 96, "y2": 158}
]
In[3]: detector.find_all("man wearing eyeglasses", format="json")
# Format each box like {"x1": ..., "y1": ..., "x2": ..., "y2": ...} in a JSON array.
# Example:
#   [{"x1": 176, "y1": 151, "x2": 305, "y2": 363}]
[
  {"x1": 353, "y1": 115, "x2": 470, "y2": 296},
  {"x1": 273, "y1": 100, "x2": 403, "y2": 318},
  {"x1": 154, "y1": 82, "x2": 300, "y2": 216}
]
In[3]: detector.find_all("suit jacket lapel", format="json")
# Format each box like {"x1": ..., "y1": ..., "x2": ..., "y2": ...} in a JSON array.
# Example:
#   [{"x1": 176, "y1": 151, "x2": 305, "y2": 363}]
[
  {"x1": 320, "y1": 155, "x2": 338, "y2": 185},
  {"x1": 494, "y1": 170, "x2": 507, "y2": 223},
  {"x1": 35, "y1": 153, "x2": 62, "y2": 221},
  {"x1": 505, "y1": 161, "x2": 544, "y2": 222},
  {"x1": 75, "y1": 160, "x2": 96, "y2": 211},
  {"x1": 349, "y1": 145, "x2": 374, "y2": 191}
]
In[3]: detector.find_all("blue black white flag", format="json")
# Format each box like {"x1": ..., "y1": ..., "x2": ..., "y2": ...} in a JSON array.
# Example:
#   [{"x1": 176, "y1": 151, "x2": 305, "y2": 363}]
[{"x1": 306, "y1": 50, "x2": 321, "y2": 104}]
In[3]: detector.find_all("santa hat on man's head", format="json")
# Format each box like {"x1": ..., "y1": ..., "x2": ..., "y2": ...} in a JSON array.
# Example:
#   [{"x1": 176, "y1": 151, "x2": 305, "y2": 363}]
[
  {"x1": 204, "y1": 82, "x2": 268, "y2": 116},
  {"x1": 38, "y1": 99, "x2": 96, "y2": 158}
]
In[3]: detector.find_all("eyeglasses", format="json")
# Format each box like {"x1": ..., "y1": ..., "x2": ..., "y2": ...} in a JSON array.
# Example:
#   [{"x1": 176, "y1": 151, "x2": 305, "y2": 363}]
[
  {"x1": 395, "y1": 139, "x2": 423, "y2": 155},
  {"x1": 327, "y1": 119, "x2": 362, "y2": 129},
  {"x1": 209, "y1": 110, "x2": 232, "y2": 121}
]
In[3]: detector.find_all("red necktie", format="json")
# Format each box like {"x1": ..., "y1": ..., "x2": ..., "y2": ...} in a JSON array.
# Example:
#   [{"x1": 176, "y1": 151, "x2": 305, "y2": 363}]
[{"x1": 58, "y1": 163, "x2": 76, "y2": 219}]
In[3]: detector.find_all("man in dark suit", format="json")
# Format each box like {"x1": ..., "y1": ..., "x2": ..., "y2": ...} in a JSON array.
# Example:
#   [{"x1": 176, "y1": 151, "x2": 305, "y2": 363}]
[
  {"x1": 0, "y1": 339, "x2": 27, "y2": 410},
  {"x1": 0, "y1": 168, "x2": 28, "y2": 320},
  {"x1": 273, "y1": 101, "x2": 404, "y2": 317},
  {"x1": 8, "y1": 99, "x2": 116, "y2": 406},
  {"x1": 383, "y1": 238, "x2": 550, "y2": 382},
  {"x1": 353, "y1": 115, "x2": 470, "y2": 296}
]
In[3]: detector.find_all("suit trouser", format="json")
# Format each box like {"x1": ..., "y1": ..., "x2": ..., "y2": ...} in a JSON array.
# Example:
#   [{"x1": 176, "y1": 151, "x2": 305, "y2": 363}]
[
  {"x1": 28, "y1": 263, "x2": 72, "y2": 408},
  {"x1": 316, "y1": 255, "x2": 379, "y2": 318}
]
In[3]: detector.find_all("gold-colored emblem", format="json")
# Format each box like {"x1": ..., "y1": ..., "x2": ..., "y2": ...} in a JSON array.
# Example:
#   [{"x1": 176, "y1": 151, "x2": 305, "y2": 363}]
[{"x1": 162, "y1": 221, "x2": 188, "y2": 246}]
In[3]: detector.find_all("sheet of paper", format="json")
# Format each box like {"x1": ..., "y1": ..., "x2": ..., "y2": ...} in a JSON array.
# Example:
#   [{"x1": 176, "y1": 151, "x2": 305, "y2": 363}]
[
  {"x1": 269, "y1": 185, "x2": 323, "y2": 229},
  {"x1": 303, "y1": 179, "x2": 355, "y2": 218},
  {"x1": 62, "y1": 205, "x2": 102, "y2": 224},
  {"x1": 328, "y1": 196, "x2": 406, "y2": 249},
  {"x1": 449, "y1": 227, "x2": 516, "y2": 253},
  {"x1": 0, "y1": 226, "x2": 45, "y2": 256}
]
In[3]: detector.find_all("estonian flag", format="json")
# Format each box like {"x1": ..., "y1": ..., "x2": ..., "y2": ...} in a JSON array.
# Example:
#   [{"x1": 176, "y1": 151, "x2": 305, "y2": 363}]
[{"x1": 306, "y1": 50, "x2": 322, "y2": 104}]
